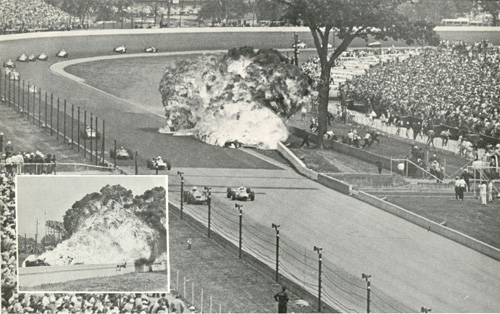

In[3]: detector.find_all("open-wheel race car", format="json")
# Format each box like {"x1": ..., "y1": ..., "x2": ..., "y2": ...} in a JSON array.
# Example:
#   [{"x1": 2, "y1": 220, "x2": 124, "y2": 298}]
[
  {"x1": 292, "y1": 40, "x2": 307, "y2": 49},
  {"x1": 227, "y1": 187, "x2": 255, "y2": 201},
  {"x1": 38, "y1": 53, "x2": 48, "y2": 61},
  {"x1": 56, "y1": 49, "x2": 69, "y2": 58},
  {"x1": 367, "y1": 41, "x2": 381, "y2": 48},
  {"x1": 3, "y1": 59, "x2": 16, "y2": 68},
  {"x1": 113, "y1": 45, "x2": 127, "y2": 53},
  {"x1": 17, "y1": 54, "x2": 28, "y2": 62},
  {"x1": 28, "y1": 54, "x2": 36, "y2": 61},
  {"x1": 183, "y1": 186, "x2": 208, "y2": 205},
  {"x1": 144, "y1": 46, "x2": 159, "y2": 53},
  {"x1": 110, "y1": 147, "x2": 134, "y2": 160},
  {"x1": 81, "y1": 125, "x2": 100, "y2": 139},
  {"x1": 7, "y1": 69, "x2": 20, "y2": 81},
  {"x1": 147, "y1": 156, "x2": 172, "y2": 171},
  {"x1": 224, "y1": 140, "x2": 243, "y2": 148}
]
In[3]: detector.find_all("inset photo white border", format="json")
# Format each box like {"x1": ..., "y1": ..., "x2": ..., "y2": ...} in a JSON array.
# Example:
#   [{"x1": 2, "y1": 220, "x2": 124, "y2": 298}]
[{"x1": 15, "y1": 175, "x2": 170, "y2": 294}]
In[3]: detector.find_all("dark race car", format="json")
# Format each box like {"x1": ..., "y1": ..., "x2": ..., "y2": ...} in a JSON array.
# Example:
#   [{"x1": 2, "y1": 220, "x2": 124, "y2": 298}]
[
  {"x1": 183, "y1": 186, "x2": 208, "y2": 204},
  {"x1": 56, "y1": 49, "x2": 69, "y2": 58},
  {"x1": 17, "y1": 54, "x2": 28, "y2": 62},
  {"x1": 145, "y1": 46, "x2": 159, "y2": 53},
  {"x1": 38, "y1": 53, "x2": 48, "y2": 61},
  {"x1": 3, "y1": 59, "x2": 16, "y2": 68},
  {"x1": 110, "y1": 147, "x2": 134, "y2": 160},
  {"x1": 113, "y1": 45, "x2": 127, "y2": 53},
  {"x1": 147, "y1": 156, "x2": 172, "y2": 171},
  {"x1": 226, "y1": 186, "x2": 255, "y2": 201}
]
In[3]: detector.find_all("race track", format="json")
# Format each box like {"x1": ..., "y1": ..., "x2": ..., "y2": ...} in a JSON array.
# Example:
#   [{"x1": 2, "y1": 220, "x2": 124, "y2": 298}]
[{"x1": 2, "y1": 28, "x2": 500, "y2": 312}]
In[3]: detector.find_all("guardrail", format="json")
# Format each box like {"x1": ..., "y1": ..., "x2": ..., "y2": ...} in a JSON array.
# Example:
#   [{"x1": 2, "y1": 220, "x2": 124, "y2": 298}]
[{"x1": 0, "y1": 162, "x2": 117, "y2": 175}]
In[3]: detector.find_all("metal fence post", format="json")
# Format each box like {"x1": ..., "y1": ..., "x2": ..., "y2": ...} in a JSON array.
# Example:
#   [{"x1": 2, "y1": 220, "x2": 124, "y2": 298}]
[
  {"x1": 84, "y1": 110, "x2": 87, "y2": 157},
  {"x1": 272, "y1": 223, "x2": 280, "y2": 283},
  {"x1": 101, "y1": 119, "x2": 105, "y2": 164},
  {"x1": 12, "y1": 76, "x2": 16, "y2": 109},
  {"x1": 71, "y1": 104, "x2": 74, "y2": 147},
  {"x1": 95, "y1": 116, "x2": 99, "y2": 165},
  {"x1": 237, "y1": 204, "x2": 243, "y2": 259},
  {"x1": 63, "y1": 100, "x2": 67, "y2": 142},
  {"x1": 314, "y1": 246, "x2": 323, "y2": 312},
  {"x1": 89, "y1": 114, "x2": 93, "y2": 162},
  {"x1": 362, "y1": 273, "x2": 371, "y2": 313},
  {"x1": 7, "y1": 73, "x2": 11, "y2": 106},
  {"x1": 206, "y1": 187, "x2": 212, "y2": 238},
  {"x1": 135, "y1": 151, "x2": 138, "y2": 175},
  {"x1": 50, "y1": 93, "x2": 53, "y2": 135},
  {"x1": 44, "y1": 92, "x2": 48, "y2": 129},
  {"x1": 22, "y1": 80, "x2": 25, "y2": 113},
  {"x1": 27, "y1": 82, "x2": 30, "y2": 119},
  {"x1": 38, "y1": 88, "x2": 41, "y2": 127},
  {"x1": 114, "y1": 140, "x2": 117, "y2": 167},
  {"x1": 179, "y1": 172, "x2": 184, "y2": 219},
  {"x1": 17, "y1": 75, "x2": 20, "y2": 111},
  {"x1": 57, "y1": 98, "x2": 60, "y2": 140},
  {"x1": 77, "y1": 107, "x2": 80, "y2": 152}
]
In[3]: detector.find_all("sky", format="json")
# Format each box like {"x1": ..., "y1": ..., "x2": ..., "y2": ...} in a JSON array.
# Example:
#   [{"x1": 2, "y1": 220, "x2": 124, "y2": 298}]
[{"x1": 16, "y1": 175, "x2": 168, "y2": 237}]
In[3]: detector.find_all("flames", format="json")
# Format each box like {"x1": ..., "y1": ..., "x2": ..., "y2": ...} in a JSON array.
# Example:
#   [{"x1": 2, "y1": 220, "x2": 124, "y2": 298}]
[{"x1": 158, "y1": 48, "x2": 312, "y2": 149}]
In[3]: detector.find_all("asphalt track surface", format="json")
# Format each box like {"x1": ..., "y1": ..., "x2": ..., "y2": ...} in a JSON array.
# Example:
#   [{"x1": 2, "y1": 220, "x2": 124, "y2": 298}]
[{"x1": 2, "y1": 28, "x2": 500, "y2": 312}]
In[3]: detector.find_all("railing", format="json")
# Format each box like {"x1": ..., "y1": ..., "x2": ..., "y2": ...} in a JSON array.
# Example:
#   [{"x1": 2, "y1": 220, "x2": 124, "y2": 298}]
[{"x1": 0, "y1": 162, "x2": 117, "y2": 175}]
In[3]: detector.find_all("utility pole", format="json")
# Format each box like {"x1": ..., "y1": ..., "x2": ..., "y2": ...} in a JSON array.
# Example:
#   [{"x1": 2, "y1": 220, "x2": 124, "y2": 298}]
[
  {"x1": 293, "y1": 33, "x2": 299, "y2": 66},
  {"x1": 362, "y1": 273, "x2": 371, "y2": 313},
  {"x1": 178, "y1": 171, "x2": 184, "y2": 219},
  {"x1": 205, "y1": 187, "x2": 212, "y2": 238},
  {"x1": 35, "y1": 219, "x2": 40, "y2": 255},
  {"x1": 272, "y1": 223, "x2": 280, "y2": 283},
  {"x1": 236, "y1": 204, "x2": 243, "y2": 259},
  {"x1": 314, "y1": 246, "x2": 323, "y2": 312}
]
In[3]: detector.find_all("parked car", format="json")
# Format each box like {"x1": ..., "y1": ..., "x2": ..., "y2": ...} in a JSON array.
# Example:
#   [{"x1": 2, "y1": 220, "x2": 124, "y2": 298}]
[
  {"x1": 183, "y1": 187, "x2": 208, "y2": 204},
  {"x1": 226, "y1": 187, "x2": 255, "y2": 201}
]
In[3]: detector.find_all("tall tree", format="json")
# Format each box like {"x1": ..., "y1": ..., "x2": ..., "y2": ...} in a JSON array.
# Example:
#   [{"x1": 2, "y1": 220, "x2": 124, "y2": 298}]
[
  {"x1": 475, "y1": 0, "x2": 500, "y2": 26},
  {"x1": 281, "y1": 0, "x2": 438, "y2": 148}
]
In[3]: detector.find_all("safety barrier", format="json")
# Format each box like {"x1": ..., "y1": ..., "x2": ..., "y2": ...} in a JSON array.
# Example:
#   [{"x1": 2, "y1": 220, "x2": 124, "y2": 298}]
[{"x1": 18, "y1": 261, "x2": 135, "y2": 289}]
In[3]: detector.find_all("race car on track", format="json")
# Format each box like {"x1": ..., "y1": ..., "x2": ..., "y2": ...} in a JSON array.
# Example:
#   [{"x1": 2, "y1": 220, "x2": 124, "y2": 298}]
[
  {"x1": 3, "y1": 59, "x2": 16, "y2": 68},
  {"x1": 110, "y1": 147, "x2": 134, "y2": 160},
  {"x1": 113, "y1": 45, "x2": 127, "y2": 53},
  {"x1": 292, "y1": 40, "x2": 307, "y2": 49},
  {"x1": 38, "y1": 53, "x2": 48, "y2": 61},
  {"x1": 81, "y1": 125, "x2": 100, "y2": 139},
  {"x1": 144, "y1": 46, "x2": 159, "y2": 53},
  {"x1": 147, "y1": 156, "x2": 172, "y2": 171},
  {"x1": 56, "y1": 49, "x2": 68, "y2": 58},
  {"x1": 226, "y1": 187, "x2": 255, "y2": 201},
  {"x1": 367, "y1": 41, "x2": 381, "y2": 48},
  {"x1": 28, "y1": 54, "x2": 36, "y2": 61},
  {"x1": 7, "y1": 69, "x2": 20, "y2": 81},
  {"x1": 224, "y1": 140, "x2": 243, "y2": 148},
  {"x1": 183, "y1": 186, "x2": 208, "y2": 205},
  {"x1": 28, "y1": 85, "x2": 37, "y2": 94},
  {"x1": 17, "y1": 54, "x2": 28, "y2": 62}
]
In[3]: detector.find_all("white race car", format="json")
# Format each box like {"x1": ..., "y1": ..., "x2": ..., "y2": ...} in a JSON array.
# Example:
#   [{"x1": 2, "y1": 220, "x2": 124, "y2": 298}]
[
  {"x1": 81, "y1": 125, "x2": 100, "y2": 139},
  {"x1": 145, "y1": 46, "x2": 159, "y2": 53},
  {"x1": 292, "y1": 40, "x2": 307, "y2": 49},
  {"x1": 28, "y1": 85, "x2": 37, "y2": 94},
  {"x1": 367, "y1": 41, "x2": 381, "y2": 48},
  {"x1": 3, "y1": 59, "x2": 16, "y2": 68},
  {"x1": 110, "y1": 147, "x2": 134, "y2": 160},
  {"x1": 56, "y1": 49, "x2": 69, "y2": 58},
  {"x1": 8, "y1": 70, "x2": 20, "y2": 81},
  {"x1": 38, "y1": 53, "x2": 48, "y2": 61},
  {"x1": 113, "y1": 45, "x2": 127, "y2": 53},
  {"x1": 147, "y1": 156, "x2": 172, "y2": 171},
  {"x1": 226, "y1": 187, "x2": 255, "y2": 201},
  {"x1": 28, "y1": 54, "x2": 36, "y2": 62},
  {"x1": 183, "y1": 186, "x2": 208, "y2": 205},
  {"x1": 17, "y1": 54, "x2": 28, "y2": 62}
]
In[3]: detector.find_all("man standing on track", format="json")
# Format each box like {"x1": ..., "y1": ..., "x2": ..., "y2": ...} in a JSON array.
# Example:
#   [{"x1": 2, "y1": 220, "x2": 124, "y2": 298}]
[
  {"x1": 274, "y1": 286, "x2": 289, "y2": 313},
  {"x1": 457, "y1": 177, "x2": 466, "y2": 201}
]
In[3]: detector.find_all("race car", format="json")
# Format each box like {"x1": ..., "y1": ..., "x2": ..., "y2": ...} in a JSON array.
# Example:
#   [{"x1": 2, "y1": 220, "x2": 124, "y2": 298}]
[
  {"x1": 110, "y1": 146, "x2": 134, "y2": 160},
  {"x1": 183, "y1": 186, "x2": 208, "y2": 205},
  {"x1": 113, "y1": 45, "x2": 127, "y2": 53},
  {"x1": 226, "y1": 187, "x2": 255, "y2": 201},
  {"x1": 8, "y1": 69, "x2": 20, "y2": 81},
  {"x1": 144, "y1": 46, "x2": 159, "y2": 53},
  {"x1": 224, "y1": 140, "x2": 243, "y2": 148},
  {"x1": 17, "y1": 54, "x2": 28, "y2": 62},
  {"x1": 147, "y1": 156, "x2": 172, "y2": 170},
  {"x1": 3, "y1": 59, "x2": 16, "y2": 68},
  {"x1": 56, "y1": 49, "x2": 68, "y2": 58},
  {"x1": 38, "y1": 53, "x2": 48, "y2": 61},
  {"x1": 81, "y1": 125, "x2": 100, "y2": 139},
  {"x1": 28, "y1": 85, "x2": 37, "y2": 94},
  {"x1": 367, "y1": 41, "x2": 381, "y2": 48},
  {"x1": 28, "y1": 54, "x2": 36, "y2": 61},
  {"x1": 292, "y1": 40, "x2": 307, "y2": 49}
]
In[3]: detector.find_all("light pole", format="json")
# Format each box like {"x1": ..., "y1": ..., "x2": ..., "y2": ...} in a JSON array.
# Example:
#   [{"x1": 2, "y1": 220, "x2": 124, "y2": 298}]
[
  {"x1": 272, "y1": 223, "x2": 280, "y2": 283},
  {"x1": 314, "y1": 246, "x2": 322, "y2": 312},
  {"x1": 178, "y1": 171, "x2": 184, "y2": 219},
  {"x1": 205, "y1": 186, "x2": 212, "y2": 238},
  {"x1": 362, "y1": 273, "x2": 371, "y2": 313}
]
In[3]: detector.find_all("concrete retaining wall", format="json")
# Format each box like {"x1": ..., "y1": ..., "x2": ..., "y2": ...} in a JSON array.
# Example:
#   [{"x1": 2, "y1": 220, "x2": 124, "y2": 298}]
[
  {"x1": 327, "y1": 173, "x2": 394, "y2": 188},
  {"x1": 276, "y1": 142, "x2": 318, "y2": 181},
  {"x1": 355, "y1": 191, "x2": 500, "y2": 261},
  {"x1": 317, "y1": 173, "x2": 352, "y2": 195},
  {"x1": 19, "y1": 261, "x2": 135, "y2": 288}
]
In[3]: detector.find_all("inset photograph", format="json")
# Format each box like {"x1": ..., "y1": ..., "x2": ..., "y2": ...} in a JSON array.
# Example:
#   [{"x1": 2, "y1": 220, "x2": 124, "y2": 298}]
[{"x1": 16, "y1": 175, "x2": 169, "y2": 293}]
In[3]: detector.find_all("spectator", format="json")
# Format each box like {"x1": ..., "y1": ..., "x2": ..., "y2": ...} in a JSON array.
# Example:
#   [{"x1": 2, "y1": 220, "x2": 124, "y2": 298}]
[
  {"x1": 461, "y1": 168, "x2": 472, "y2": 192},
  {"x1": 274, "y1": 285, "x2": 289, "y2": 313},
  {"x1": 487, "y1": 179, "x2": 494, "y2": 203},
  {"x1": 375, "y1": 158, "x2": 383, "y2": 174},
  {"x1": 479, "y1": 181, "x2": 488, "y2": 205},
  {"x1": 454, "y1": 176, "x2": 460, "y2": 200},
  {"x1": 457, "y1": 176, "x2": 466, "y2": 201}
]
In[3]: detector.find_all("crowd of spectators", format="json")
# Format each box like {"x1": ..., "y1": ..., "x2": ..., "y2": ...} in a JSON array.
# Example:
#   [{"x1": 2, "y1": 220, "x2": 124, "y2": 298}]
[
  {"x1": 4, "y1": 293, "x2": 188, "y2": 313},
  {"x1": 2, "y1": 140, "x2": 56, "y2": 175},
  {"x1": 0, "y1": 0, "x2": 73, "y2": 33},
  {"x1": 341, "y1": 40, "x2": 500, "y2": 139}
]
